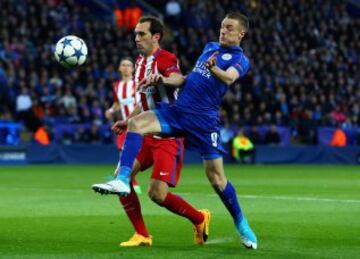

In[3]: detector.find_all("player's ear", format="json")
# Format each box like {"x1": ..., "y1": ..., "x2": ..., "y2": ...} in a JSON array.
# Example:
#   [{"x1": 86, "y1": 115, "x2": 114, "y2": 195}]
[
  {"x1": 239, "y1": 31, "x2": 245, "y2": 40},
  {"x1": 152, "y1": 33, "x2": 161, "y2": 42}
]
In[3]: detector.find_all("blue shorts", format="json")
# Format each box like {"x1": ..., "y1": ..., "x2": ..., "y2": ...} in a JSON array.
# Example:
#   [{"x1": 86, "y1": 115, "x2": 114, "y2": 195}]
[{"x1": 154, "y1": 102, "x2": 225, "y2": 160}]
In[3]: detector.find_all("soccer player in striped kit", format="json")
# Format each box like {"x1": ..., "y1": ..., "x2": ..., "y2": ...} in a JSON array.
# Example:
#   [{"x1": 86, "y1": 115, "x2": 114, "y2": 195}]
[
  {"x1": 93, "y1": 16, "x2": 210, "y2": 247},
  {"x1": 105, "y1": 57, "x2": 141, "y2": 193}
]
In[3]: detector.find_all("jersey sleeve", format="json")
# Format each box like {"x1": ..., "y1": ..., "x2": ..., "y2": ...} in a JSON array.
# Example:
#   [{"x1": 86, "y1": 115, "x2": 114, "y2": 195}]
[
  {"x1": 230, "y1": 55, "x2": 250, "y2": 78},
  {"x1": 157, "y1": 52, "x2": 181, "y2": 77}
]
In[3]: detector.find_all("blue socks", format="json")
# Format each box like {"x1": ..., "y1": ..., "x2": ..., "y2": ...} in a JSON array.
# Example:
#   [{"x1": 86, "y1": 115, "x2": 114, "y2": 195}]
[
  {"x1": 217, "y1": 181, "x2": 244, "y2": 225},
  {"x1": 116, "y1": 132, "x2": 143, "y2": 181}
]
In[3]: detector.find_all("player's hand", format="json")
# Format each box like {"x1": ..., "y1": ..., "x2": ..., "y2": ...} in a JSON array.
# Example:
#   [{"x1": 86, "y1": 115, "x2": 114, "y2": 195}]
[
  {"x1": 138, "y1": 77, "x2": 151, "y2": 89},
  {"x1": 138, "y1": 73, "x2": 163, "y2": 89},
  {"x1": 112, "y1": 120, "x2": 127, "y2": 135},
  {"x1": 149, "y1": 73, "x2": 164, "y2": 85},
  {"x1": 204, "y1": 51, "x2": 219, "y2": 69}
]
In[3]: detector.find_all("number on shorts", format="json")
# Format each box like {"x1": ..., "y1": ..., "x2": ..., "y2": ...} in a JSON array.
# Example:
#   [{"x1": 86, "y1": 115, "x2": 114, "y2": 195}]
[{"x1": 211, "y1": 132, "x2": 218, "y2": 147}]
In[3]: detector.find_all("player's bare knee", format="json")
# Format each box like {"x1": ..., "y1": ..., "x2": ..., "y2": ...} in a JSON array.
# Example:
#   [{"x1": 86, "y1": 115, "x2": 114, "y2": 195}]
[{"x1": 148, "y1": 185, "x2": 167, "y2": 204}]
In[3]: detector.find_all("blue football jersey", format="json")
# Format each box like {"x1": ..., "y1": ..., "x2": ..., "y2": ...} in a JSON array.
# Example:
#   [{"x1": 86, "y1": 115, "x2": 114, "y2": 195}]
[{"x1": 175, "y1": 42, "x2": 250, "y2": 115}]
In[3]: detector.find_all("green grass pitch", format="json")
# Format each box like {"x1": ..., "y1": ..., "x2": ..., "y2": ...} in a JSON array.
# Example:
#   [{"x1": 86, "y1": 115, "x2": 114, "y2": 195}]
[{"x1": 0, "y1": 164, "x2": 359, "y2": 258}]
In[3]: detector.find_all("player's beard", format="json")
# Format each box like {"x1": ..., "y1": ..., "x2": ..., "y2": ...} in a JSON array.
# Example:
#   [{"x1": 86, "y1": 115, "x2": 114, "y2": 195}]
[{"x1": 136, "y1": 44, "x2": 146, "y2": 55}]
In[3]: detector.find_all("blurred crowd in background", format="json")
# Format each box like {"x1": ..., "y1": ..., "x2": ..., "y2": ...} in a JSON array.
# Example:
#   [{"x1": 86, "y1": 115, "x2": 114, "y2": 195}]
[{"x1": 0, "y1": 0, "x2": 359, "y2": 145}]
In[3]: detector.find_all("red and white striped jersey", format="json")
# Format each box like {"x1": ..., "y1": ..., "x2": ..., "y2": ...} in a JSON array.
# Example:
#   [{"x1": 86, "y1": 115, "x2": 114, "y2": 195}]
[
  {"x1": 134, "y1": 48, "x2": 181, "y2": 111},
  {"x1": 113, "y1": 79, "x2": 138, "y2": 120}
]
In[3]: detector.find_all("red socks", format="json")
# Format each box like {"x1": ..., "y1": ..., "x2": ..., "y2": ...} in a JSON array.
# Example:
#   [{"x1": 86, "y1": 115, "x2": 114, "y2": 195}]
[
  {"x1": 119, "y1": 185, "x2": 149, "y2": 237},
  {"x1": 120, "y1": 188, "x2": 204, "y2": 237},
  {"x1": 160, "y1": 192, "x2": 204, "y2": 225}
]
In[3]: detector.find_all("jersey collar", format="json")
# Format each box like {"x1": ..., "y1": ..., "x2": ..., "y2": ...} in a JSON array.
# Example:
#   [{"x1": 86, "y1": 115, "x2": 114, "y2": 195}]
[
  {"x1": 141, "y1": 48, "x2": 162, "y2": 58},
  {"x1": 153, "y1": 48, "x2": 162, "y2": 58},
  {"x1": 219, "y1": 44, "x2": 243, "y2": 53}
]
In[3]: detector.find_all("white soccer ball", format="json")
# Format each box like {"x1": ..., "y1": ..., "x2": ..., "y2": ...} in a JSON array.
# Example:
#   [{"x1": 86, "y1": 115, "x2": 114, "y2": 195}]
[{"x1": 54, "y1": 35, "x2": 88, "y2": 68}]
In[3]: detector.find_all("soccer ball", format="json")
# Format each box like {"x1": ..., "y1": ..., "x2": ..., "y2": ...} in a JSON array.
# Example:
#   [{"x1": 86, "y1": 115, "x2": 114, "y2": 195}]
[{"x1": 54, "y1": 35, "x2": 88, "y2": 68}]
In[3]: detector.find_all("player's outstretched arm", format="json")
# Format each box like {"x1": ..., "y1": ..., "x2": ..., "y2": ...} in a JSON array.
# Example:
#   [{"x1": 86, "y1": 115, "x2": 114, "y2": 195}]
[
  {"x1": 204, "y1": 52, "x2": 240, "y2": 86},
  {"x1": 208, "y1": 66, "x2": 240, "y2": 86},
  {"x1": 161, "y1": 72, "x2": 185, "y2": 87},
  {"x1": 138, "y1": 73, "x2": 184, "y2": 89}
]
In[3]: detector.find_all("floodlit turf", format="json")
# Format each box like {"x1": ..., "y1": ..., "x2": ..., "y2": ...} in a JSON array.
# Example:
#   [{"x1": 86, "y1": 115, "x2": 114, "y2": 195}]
[{"x1": 0, "y1": 164, "x2": 359, "y2": 258}]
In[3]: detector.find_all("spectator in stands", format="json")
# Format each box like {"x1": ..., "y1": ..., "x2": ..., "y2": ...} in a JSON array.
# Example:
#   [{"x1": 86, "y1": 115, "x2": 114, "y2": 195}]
[
  {"x1": 265, "y1": 124, "x2": 281, "y2": 145},
  {"x1": 61, "y1": 131, "x2": 74, "y2": 145},
  {"x1": 67, "y1": 105, "x2": 81, "y2": 124},
  {"x1": 16, "y1": 86, "x2": 32, "y2": 114},
  {"x1": 248, "y1": 125, "x2": 263, "y2": 145},
  {"x1": 90, "y1": 99, "x2": 104, "y2": 124},
  {"x1": 88, "y1": 123, "x2": 101, "y2": 144},
  {"x1": 40, "y1": 87, "x2": 56, "y2": 111},
  {"x1": 73, "y1": 127, "x2": 90, "y2": 143},
  {"x1": 1, "y1": 0, "x2": 359, "y2": 145},
  {"x1": 58, "y1": 88, "x2": 77, "y2": 112},
  {"x1": 330, "y1": 105, "x2": 347, "y2": 126},
  {"x1": 15, "y1": 85, "x2": 49, "y2": 145}
]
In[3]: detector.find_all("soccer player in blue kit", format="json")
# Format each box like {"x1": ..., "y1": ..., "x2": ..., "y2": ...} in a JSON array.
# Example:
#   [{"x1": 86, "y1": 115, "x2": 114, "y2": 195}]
[{"x1": 105, "y1": 12, "x2": 257, "y2": 249}]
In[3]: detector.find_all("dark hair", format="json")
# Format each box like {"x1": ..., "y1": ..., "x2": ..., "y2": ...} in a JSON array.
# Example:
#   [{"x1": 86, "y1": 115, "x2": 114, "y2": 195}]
[
  {"x1": 225, "y1": 12, "x2": 249, "y2": 32},
  {"x1": 139, "y1": 16, "x2": 164, "y2": 41},
  {"x1": 120, "y1": 57, "x2": 133, "y2": 64}
]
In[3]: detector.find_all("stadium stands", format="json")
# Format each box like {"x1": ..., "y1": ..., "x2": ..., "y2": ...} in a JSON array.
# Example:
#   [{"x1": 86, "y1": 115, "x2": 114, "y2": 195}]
[{"x1": 0, "y1": 0, "x2": 359, "y2": 145}]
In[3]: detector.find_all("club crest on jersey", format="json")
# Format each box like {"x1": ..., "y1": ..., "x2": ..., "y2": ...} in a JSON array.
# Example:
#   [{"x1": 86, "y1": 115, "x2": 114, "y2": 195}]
[{"x1": 221, "y1": 53, "x2": 232, "y2": 60}]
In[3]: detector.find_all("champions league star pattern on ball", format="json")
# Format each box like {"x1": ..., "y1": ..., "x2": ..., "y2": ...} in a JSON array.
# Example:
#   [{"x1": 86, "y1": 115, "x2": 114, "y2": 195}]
[{"x1": 54, "y1": 35, "x2": 88, "y2": 69}]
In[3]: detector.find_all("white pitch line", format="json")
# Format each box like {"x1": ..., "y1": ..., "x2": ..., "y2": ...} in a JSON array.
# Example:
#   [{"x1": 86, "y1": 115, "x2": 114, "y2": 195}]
[
  {"x1": 239, "y1": 194, "x2": 360, "y2": 204},
  {"x1": 0, "y1": 187, "x2": 86, "y2": 193},
  {"x1": 1, "y1": 187, "x2": 359, "y2": 204},
  {"x1": 178, "y1": 193, "x2": 360, "y2": 204},
  {"x1": 206, "y1": 237, "x2": 234, "y2": 244}
]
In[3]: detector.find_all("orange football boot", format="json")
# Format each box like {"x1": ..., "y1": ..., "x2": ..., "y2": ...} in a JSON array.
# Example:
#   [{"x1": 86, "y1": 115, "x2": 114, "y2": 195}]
[{"x1": 193, "y1": 209, "x2": 211, "y2": 245}]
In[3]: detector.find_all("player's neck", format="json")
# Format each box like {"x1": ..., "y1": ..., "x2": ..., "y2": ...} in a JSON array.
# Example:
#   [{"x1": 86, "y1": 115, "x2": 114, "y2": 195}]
[
  {"x1": 220, "y1": 41, "x2": 241, "y2": 48},
  {"x1": 121, "y1": 76, "x2": 132, "y2": 82},
  {"x1": 144, "y1": 44, "x2": 160, "y2": 57},
  {"x1": 220, "y1": 44, "x2": 240, "y2": 48}
]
